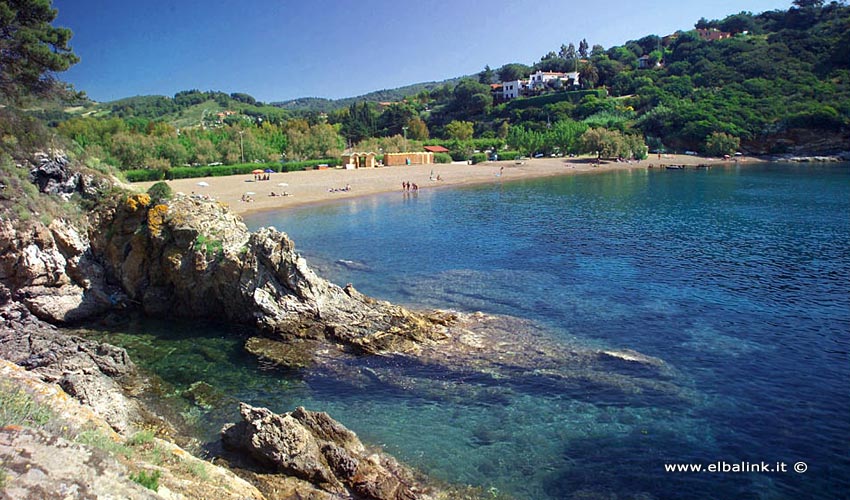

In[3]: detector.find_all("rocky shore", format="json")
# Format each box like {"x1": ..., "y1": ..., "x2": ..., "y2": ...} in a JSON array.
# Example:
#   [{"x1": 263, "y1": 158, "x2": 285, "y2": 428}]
[{"x1": 0, "y1": 153, "x2": 680, "y2": 498}]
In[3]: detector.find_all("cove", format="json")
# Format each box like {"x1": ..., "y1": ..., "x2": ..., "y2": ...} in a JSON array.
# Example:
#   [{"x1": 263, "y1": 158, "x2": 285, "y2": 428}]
[{"x1": 90, "y1": 163, "x2": 850, "y2": 499}]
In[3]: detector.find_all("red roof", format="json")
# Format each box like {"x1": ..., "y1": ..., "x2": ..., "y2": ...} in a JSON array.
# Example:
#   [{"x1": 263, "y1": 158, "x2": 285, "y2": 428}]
[{"x1": 424, "y1": 145, "x2": 449, "y2": 153}]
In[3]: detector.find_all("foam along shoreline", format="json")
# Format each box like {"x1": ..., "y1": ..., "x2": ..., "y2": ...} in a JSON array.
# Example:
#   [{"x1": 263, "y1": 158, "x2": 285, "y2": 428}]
[{"x1": 137, "y1": 154, "x2": 763, "y2": 216}]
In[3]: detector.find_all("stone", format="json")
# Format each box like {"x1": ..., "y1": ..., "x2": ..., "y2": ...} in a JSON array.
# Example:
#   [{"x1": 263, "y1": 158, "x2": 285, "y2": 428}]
[
  {"x1": 0, "y1": 426, "x2": 161, "y2": 500},
  {"x1": 221, "y1": 403, "x2": 430, "y2": 500}
]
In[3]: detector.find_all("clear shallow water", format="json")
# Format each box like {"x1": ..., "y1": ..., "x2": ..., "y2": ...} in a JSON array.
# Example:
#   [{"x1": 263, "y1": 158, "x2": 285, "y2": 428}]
[{"x1": 95, "y1": 163, "x2": 849, "y2": 499}]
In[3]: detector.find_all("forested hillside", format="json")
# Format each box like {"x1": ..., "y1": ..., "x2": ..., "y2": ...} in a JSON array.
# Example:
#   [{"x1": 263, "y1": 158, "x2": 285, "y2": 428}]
[{"x1": 34, "y1": 1, "x2": 850, "y2": 177}]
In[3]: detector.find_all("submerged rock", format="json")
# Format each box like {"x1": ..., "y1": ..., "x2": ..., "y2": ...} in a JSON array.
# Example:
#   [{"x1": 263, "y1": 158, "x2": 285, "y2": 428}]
[{"x1": 222, "y1": 402, "x2": 431, "y2": 499}]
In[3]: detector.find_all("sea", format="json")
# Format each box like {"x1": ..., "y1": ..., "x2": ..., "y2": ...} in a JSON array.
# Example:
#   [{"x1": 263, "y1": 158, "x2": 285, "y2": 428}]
[{"x1": 90, "y1": 162, "x2": 850, "y2": 500}]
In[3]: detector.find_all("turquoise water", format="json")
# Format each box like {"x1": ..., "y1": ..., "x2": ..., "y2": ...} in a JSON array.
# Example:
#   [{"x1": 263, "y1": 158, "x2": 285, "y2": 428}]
[{"x1": 96, "y1": 163, "x2": 849, "y2": 499}]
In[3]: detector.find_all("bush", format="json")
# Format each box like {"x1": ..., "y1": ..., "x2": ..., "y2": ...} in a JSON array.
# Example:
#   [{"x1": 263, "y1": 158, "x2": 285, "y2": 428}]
[
  {"x1": 470, "y1": 153, "x2": 488, "y2": 164},
  {"x1": 449, "y1": 150, "x2": 469, "y2": 161},
  {"x1": 130, "y1": 470, "x2": 160, "y2": 491},
  {"x1": 146, "y1": 182, "x2": 173, "y2": 203},
  {"x1": 0, "y1": 382, "x2": 53, "y2": 428},
  {"x1": 494, "y1": 151, "x2": 522, "y2": 161},
  {"x1": 124, "y1": 169, "x2": 164, "y2": 182},
  {"x1": 704, "y1": 132, "x2": 740, "y2": 157},
  {"x1": 124, "y1": 159, "x2": 342, "y2": 182},
  {"x1": 434, "y1": 153, "x2": 452, "y2": 163}
]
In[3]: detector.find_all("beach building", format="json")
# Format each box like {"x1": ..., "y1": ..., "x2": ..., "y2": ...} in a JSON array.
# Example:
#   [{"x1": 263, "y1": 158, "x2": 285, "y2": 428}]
[
  {"x1": 423, "y1": 145, "x2": 449, "y2": 154},
  {"x1": 383, "y1": 152, "x2": 434, "y2": 166},
  {"x1": 342, "y1": 152, "x2": 378, "y2": 169}
]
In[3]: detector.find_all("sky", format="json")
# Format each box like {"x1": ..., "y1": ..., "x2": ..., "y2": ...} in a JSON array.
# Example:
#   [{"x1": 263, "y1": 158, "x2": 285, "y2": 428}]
[{"x1": 52, "y1": 0, "x2": 794, "y2": 103}]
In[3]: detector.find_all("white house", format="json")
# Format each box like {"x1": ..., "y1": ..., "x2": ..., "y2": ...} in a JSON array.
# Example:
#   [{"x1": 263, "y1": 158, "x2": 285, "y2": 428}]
[
  {"x1": 502, "y1": 80, "x2": 527, "y2": 100},
  {"x1": 561, "y1": 71, "x2": 580, "y2": 88},
  {"x1": 529, "y1": 70, "x2": 581, "y2": 89},
  {"x1": 529, "y1": 71, "x2": 563, "y2": 88}
]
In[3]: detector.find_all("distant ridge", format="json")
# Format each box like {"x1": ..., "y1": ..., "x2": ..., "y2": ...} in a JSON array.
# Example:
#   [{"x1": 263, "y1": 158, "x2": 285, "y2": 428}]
[{"x1": 271, "y1": 76, "x2": 468, "y2": 112}]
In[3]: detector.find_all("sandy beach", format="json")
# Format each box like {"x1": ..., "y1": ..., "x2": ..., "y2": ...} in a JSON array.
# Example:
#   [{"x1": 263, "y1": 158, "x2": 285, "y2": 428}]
[{"x1": 137, "y1": 154, "x2": 761, "y2": 216}]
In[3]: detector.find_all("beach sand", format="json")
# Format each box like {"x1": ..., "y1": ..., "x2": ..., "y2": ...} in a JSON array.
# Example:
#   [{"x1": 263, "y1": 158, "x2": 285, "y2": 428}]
[{"x1": 137, "y1": 154, "x2": 760, "y2": 216}]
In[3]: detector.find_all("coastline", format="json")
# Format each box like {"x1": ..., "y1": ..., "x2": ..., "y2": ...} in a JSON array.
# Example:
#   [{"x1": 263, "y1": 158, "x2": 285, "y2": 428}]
[{"x1": 137, "y1": 154, "x2": 763, "y2": 217}]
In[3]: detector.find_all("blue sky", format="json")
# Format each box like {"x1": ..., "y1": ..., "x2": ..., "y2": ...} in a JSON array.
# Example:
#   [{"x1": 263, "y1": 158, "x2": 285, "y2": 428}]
[{"x1": 53, "y1": 0, "x2": 793, "y2": 103}]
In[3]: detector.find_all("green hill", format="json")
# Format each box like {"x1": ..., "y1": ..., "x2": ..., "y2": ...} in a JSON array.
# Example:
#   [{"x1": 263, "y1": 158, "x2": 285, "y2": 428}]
[{"x1": 271, "y1": 77, "x2": 468, "y2": 112}]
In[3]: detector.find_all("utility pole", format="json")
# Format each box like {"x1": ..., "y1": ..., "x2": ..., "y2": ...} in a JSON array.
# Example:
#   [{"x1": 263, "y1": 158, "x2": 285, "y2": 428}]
[{"x1": 402, "y1": 126, "x2": 408, "y2": 152}]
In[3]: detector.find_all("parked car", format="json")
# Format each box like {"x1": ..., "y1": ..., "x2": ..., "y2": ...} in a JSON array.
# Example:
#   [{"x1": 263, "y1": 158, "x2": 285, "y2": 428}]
[{"x1": 685, "y1": 151, "x2": 698, "y2": 156}]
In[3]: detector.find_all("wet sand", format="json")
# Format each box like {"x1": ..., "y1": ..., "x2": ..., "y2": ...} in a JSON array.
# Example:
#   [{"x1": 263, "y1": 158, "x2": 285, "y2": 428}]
[{"x1": 136, "y1": 154, "x2": 760, "y2": 216}]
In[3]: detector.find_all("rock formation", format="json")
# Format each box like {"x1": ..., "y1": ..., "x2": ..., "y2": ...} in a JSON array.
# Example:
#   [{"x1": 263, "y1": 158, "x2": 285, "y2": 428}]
[
  {"x1": 222, "y1": 403, "x2": 429, "y2": 500},
  {"x1": 89, "y1": 193, "x2": 453, "y2": 355}
]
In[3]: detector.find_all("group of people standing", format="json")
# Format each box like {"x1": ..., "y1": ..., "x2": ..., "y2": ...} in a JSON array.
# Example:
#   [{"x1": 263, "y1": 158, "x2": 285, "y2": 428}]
[{"x1": 402, "y1": 181, "x2": 419, "y2": 192}]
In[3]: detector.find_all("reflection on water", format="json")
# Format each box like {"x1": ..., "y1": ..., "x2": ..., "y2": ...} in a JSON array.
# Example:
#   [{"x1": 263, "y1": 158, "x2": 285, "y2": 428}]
[{"x1": 88, "y1": 164, "x2": 850, "y2": 499}]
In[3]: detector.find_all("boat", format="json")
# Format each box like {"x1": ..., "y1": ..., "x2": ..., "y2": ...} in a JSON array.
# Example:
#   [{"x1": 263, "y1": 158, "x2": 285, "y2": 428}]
[{"x1": 665, "y1": 165, "x2": 684, "y2": 170}]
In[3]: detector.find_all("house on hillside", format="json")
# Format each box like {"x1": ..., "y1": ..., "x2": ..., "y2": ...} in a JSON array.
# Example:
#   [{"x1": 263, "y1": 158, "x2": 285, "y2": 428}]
[
  {"x1": 529, "y1": 70, "x2": 580, "y2": 90},
  {"x1": 696, "y1": 28, "x2": 732, "y2": 41},
  {"x1": 502, "y1": 80, "x2": 528, "y2": 100},
  {"x1": 638, "y1": 55, "x2": 663, "y2": 69},
  {"x1": 490, "y1": 83, "x2": 504, "y2": 102}
]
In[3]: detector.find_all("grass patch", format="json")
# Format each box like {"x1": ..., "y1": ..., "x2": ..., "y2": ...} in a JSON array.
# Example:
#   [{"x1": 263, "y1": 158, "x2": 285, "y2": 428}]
[
  {"x1": 75, "y1": 429, "x2": 133, "y2": 458},
  {"x1": 0, "y1": 382, "x2": 54, "y2": 428},
  {"x1": 126, "y1": 429, "x2": 156, "y2": 447},
  {"x1": 193, "y1": 234, "x2": 223, "y2": 255},
  {"x1": 129, "y1": 470, "x2": 160, "y2": 491},
  {"x1": 183, "y1": 459, "x2": 209, "y2": 480}
]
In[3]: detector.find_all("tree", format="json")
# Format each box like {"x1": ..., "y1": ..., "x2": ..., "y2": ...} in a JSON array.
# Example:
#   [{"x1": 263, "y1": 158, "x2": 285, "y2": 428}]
[
  {"x1": 478, "y1": 65, "x2": 495, "y2": 84},
  {"x1": 498, "y1": 63, "x2": 531, "y2": 82},
  {"x1": 341, "y1": 102, "x2": 378, "y2": 143},
  {"x1": 580, "y1": 128, "x2": 633, "y2": 160},
  {"x1": 507, "y1": 125, "x2": 544, "y2": 155},
  {"x1": 451, "y1": 79, "x2": 492, "y2": 116},
  {"x1": 0, "y1": 0, "x2": 79, "y2": 101},
  {"x1": 793, "y1": 0, "x2": 824, "y2": 8},
  {"x1": 406, "y1": 117, "x2": 429, "y2": 140},
  {"x1": 546, "y1": 120, "x2": 588, "y2": 154},
  {"x1": 579, "y1": 39, "x2": 589, "y2": 58},
  {"x1": 559, "y1": 43, "x2": 577, "y2": 61},
  {"x1": 704, "y1": 132, "x2": 740, "y2": 156},
  {"x1": 445, "y1": 120, "x2": 474, "y2": 141}
]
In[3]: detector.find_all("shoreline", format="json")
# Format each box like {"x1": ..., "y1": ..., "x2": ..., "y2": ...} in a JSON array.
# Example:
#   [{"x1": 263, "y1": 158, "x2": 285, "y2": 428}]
[{"x1": 137, "y1": 154, "x2": 764, "y2": 217}]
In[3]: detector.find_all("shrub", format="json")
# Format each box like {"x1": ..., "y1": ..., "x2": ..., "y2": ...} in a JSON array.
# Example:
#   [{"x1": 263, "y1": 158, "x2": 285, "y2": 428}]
[
  {"x1": 146, "y1": 182, "x2": 172, "y2": 203},
  {"x1": 470, "y1": 153, "x2": 488, "y2": 164},
  {"x1": 0, "y1": 382, "x2": 53, "y2": 428},
  {"x1": 434, "y1": 153, "x2": 452, "y2": 163},
  {"x1": 704, "y1": 132, "x2": 740, "y2": 157},
  {"x1": 76, "y1": 430, "x2": 133, "y2": 458},
  {"x1": 130, "y1": 470, "x2": 160, "y2": 491},
  {"x1": 494, "y1": 151, "x2": 522, "y2": 161},
  {"x1": 126, "y1": 429, "x2": 156, "y2": 447},
  {"x1": 124, "y1": 169, "x2": 164, "y2": 182}
]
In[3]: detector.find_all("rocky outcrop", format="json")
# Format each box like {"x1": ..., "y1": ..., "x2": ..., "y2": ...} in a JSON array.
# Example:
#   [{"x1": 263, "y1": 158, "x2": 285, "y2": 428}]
[
  {"x1": 0, "y1": 301, "x2": 144, "y2": 433},
  {"x1": 0, "y1": 217, "x2": 122, "y2": 324},
  {"x1": 28, "y1": 151, "x2": 110, "y2": 200},
  {"x1": 90, "y1": 194, "x2": 452, "y2": 356},
  {"x1": 0, "y1": 426, "x2": 162, "y2": 500},
  {"x1": 222, "y1": 403, "x2": 430, "y2": 500},
  {"x1": 0, "y1": 359, "x2": 266, "y2": 500}
]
